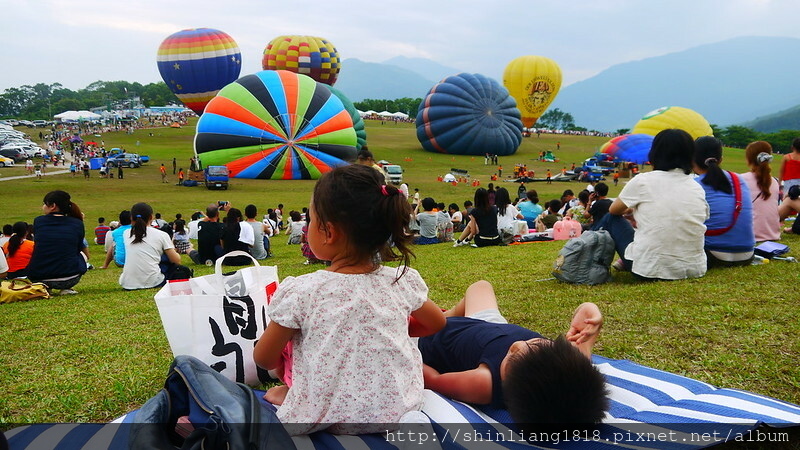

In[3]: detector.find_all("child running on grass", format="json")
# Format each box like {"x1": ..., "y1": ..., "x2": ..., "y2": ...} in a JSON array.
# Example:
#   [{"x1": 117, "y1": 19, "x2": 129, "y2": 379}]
[{"x1": 254, "y1": 164, "x2": 446, "y2": 435}]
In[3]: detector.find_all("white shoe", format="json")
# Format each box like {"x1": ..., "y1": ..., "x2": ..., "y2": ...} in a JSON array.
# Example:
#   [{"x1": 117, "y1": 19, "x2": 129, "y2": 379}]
[
  {"x1": 205, "y1": 259, "x2": 213, "y2": 266},
  {"x1": 453, "y1": 240, "x2": 463, "y2": 247},
  {"x1": 59, "y1": 289, "x2": 78, "y2": 295}
]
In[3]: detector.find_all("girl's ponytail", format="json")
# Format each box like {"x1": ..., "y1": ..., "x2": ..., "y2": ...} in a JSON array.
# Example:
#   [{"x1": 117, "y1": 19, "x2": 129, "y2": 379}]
[
  {"x1": 6, "y1": 221, "x2": 28, "y2": 257},
  {"x1": 694, "y1": 136, "x2": 732, "y2": 194},
  {"x1": 312, "y1": 164, "x2": 415, "y2": 279},
  {"x1": 130, "y1": 202, "x2": 153, "y2": 244},
  {"x1": 376, "y1": 182, "x2": 414, "y2": 274},
  {"x1": 745, "y1": 141, "x2": 774, "y2": 200}
]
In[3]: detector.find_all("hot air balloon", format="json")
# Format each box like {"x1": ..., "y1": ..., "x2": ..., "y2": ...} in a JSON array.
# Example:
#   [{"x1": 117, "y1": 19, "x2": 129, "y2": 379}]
[
  {"x1": 415, "y1": 73, "x2": 522, "y2": 156},
  {"x1": 502, "y1": 56, "x2": 562, "y2": 128},
  {"x1": 632, "y1": 106, "x2": 713, "y2": 140},
  {"x1": 600, "y1": 134, "x2": 654, "y2": 165},
  {"x1": 323, "y1": 85, "x2": 367, "y2": 150},
  {"x1": 194, "y1": 70, "x2": 357, "y2": 180},
  {"x1": 157, "y1": 28, "x2": 242, "y2": 115},
  {"x1": 262, "y1": 36, "x2": 340, "y2": 86}
]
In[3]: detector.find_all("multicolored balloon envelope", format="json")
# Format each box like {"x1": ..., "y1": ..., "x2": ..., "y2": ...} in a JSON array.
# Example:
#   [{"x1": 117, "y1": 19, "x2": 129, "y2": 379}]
[
  {"x1": 632, "y1": 106, "x2": 713, "y2": 140},
  {"x1": 323, "y1": 84, "x2": 366, "y2": 150},
  {"x1": 416, "y1": 73, "x2": 523, "y2": 156},
  {"x1": 157, "y1": 28, "x2": 242, "y2": 115},
  {"x1": 503, "y1": 55, "x2": 562, "y2": 128},
  {"x1": 194, "y1": 70, "x2": 358, "y2": 180},
  {"x1": 600, "y1": 134, "x2": 654, "y2": 165},
  {"x1": 262, "y1": 35, "x2": 340, "y2": 86}
]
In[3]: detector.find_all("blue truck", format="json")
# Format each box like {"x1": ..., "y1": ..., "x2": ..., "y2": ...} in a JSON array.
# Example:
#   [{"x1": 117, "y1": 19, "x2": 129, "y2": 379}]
[{"x1": 204, "y1": 165, "x2": 229, "y2": 190}]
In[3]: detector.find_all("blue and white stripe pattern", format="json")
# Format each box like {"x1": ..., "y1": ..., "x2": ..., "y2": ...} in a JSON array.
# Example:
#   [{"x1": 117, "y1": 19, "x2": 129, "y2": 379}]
[{"x1": 6, "y1": 355, "x2": 799, "y2": 449}]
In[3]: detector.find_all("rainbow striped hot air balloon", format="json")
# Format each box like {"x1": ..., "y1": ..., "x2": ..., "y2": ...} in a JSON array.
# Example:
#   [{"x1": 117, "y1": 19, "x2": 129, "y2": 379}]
[
  {"x1": 194, "y1": 70, "x2": 357, "y2": 180},
  {"x1": 157, "y1": 28, "x2": 242, "y2": 115},
  {"x1": 262, "y1": 35, "x2": 340, "y2": 86},
  {"x1": 600, "y1": 134, "x2": 654, "y2": 165}
]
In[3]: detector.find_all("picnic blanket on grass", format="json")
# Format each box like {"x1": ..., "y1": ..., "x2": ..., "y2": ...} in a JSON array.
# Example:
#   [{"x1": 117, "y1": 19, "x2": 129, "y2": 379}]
[{"x1": 6, "y1": 355, "x2": 799, "y2": 449}]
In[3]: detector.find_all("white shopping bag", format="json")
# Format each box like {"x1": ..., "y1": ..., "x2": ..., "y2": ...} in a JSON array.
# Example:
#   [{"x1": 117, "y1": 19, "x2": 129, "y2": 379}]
[{"x1": 154, "y1": 251, "x2": 278, "y2": 386}]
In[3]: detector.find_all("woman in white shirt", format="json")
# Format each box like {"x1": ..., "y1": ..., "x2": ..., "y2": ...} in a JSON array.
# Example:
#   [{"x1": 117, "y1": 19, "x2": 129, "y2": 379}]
[
  {"x1": 119, "y1": 202, "x2": 183, "y2": 290},
  {"x1": 599, "y1": 129, "x2": 709, "y2": 280}
]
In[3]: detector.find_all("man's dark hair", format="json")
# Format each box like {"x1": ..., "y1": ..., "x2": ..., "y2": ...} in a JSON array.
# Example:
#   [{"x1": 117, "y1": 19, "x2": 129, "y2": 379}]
[
  {"x1": 421, "y1": 197, "x2": 436, "y2": 211},
  {"x1": 2, "y1": 224, "x2": 12, "y2": 236},
  {"x1": 118, "y1": 210, "x2": 131, "y2": 226},
  {"x1": 503, "y1": 336, "x2": 608, "y2": 427},
  {"x1": 595, "y1": 182, "x2": 609, "y2": 197},
  {"x1": 547, "y1": 199, "x2": 562, "y2": 213},
  {"x1": 98, "y1": 217, "x2": 105, "y2": 224},
  {"x1": 206, "y1": 204, "x2": 219, "y2": 219}
]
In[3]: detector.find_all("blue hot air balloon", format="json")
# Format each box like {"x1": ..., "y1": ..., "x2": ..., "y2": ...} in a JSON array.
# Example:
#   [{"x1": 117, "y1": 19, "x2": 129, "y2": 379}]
[
  {"x1": 415, "y1": 73, "x2": 522, "y2": 156},
  {"x1": 157, "y1": 28, "x2": 242, "y2": 115}
]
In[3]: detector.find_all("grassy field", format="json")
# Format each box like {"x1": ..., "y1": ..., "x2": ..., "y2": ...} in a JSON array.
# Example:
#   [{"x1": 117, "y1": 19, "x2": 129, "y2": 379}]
[{"x1": 0, "y1": 120, "x2": 798, "y2": 424}]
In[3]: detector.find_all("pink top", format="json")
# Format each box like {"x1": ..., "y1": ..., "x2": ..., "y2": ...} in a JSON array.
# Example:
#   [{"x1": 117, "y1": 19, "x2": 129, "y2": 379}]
[{"x1": 740, "y1": 172, "x2": 781, "y2": 242}]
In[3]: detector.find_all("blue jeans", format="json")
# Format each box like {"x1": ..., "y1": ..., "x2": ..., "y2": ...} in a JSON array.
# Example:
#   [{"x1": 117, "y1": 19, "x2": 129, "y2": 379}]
[{"x1": 593, "y1": 214, "x2": 634, "y2": 270}]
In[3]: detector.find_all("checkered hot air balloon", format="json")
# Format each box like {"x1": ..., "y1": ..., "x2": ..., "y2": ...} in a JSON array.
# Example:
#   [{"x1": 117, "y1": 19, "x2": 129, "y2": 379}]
[
  {"x1": 194, "y1": 70, "x2": 358, "y2": 180},
  {"x1": 157, "y1": 28, "x2": 242, "y2": 115},
  {"x1": 262, "y1": 35, "x2": 340, "y2": 86}
]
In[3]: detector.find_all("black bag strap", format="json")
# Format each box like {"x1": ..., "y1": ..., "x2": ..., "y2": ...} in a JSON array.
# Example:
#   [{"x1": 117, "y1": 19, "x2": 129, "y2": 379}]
[{"x1": 706, "y1": 171, "x2": 742, "y2": 237}]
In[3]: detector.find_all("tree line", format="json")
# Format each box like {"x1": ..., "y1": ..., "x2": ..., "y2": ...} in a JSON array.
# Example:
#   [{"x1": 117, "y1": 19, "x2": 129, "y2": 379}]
[{"x1": 0, "y1": 81, "x2": 179, "y2": 120}]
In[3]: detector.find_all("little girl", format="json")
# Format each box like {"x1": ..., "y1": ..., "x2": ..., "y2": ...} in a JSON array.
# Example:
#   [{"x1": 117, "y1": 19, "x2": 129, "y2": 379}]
[{"x1": 254, "y1": 164, "x2": 445, "y2": 435}]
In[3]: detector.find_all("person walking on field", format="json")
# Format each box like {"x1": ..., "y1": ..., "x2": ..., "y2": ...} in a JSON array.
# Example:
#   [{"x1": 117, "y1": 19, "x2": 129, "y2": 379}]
[
  {"x1": 172, "y1": 157, "x2": 177, "y2": 175},
  {"x1": 160, "y1": 164, "x2": 168, "y2": 183}
]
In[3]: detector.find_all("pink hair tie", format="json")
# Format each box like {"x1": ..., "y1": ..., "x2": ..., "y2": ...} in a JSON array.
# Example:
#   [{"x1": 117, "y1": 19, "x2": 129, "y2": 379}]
[{"x1": 381, "y1": 185, "x2": 390, "y2": 196}]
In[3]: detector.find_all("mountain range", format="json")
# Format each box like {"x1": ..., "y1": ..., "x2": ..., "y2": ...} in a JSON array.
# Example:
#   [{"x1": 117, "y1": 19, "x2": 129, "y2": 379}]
[{"x1": 332, "y1": 37, "x2": 800, "y2": 132}]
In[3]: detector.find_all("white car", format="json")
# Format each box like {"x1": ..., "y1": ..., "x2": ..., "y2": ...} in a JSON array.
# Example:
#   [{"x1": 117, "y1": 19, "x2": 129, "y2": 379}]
[{"x1": 0, "y1": 156, "x2": 15, "y2": 167}]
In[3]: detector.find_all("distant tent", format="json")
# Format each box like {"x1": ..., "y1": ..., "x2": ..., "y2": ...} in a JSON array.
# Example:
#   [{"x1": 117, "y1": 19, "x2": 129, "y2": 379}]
[
  {"x1": 363, "y1": 110, "x2": 377, "y2": 116},
  {"x1": 377, "y1": 111, "x2": 393, "y2": 117},
  {"x1": 54, "y1": 110, "x2": 102, "y2": 121},
  {"x1": 391, "y1": 111, "x2": 409, "y2": 119}
]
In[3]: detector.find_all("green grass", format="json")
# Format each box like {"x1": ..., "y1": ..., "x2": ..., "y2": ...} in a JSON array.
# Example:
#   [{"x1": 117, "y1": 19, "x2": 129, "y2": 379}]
[{"x1": 0, "y1": 120, "x2": 798, "y2": 423}]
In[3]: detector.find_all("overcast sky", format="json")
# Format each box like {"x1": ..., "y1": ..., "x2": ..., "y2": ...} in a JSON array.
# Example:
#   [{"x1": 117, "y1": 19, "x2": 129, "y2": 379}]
[{"x1": 3, "y1": 0, "x2": 799, "y2": 93}]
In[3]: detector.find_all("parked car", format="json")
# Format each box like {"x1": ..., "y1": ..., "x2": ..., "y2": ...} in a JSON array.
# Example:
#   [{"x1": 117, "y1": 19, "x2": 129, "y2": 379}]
[
  {"x1": 382, "y1": 164, "x2": 404, "y2": 184},
  {"x1": 32, "y1": 120, "x2": 47, "y2": 127},
  {"x1": 106, "y1": 153, "x2": 142, "y2": 168},
  {"x1": 0, "y1": 148, "x2": 26, "y2": 162},
  {"x1": 0, "y1": 156, "x2": 15, "y2": 167}
]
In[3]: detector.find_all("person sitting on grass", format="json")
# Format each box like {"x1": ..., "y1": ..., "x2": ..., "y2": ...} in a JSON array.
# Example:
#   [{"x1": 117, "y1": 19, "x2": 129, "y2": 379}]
[
  {"x1": 517, "y1": 190, "x2": 543, "y2": 230},
  {"x1": 586, "y1": 183, "x2": 612, "y2": 230},
  {"x1": 253, "y1": 164, "x2": 446, "y2": 435},
  {"x1": 118, "y1": 202, "x2": 185, "y2": 290},
  {"x1": 414, "y1": 197, "x2": 440, "y2": 245},
  {"x1": 417, "y1": 280, "x2": 608, "y2": 426},
  {"x1": 453, "y1": 188, "x2": 501, "y2": 247},
  {"x1": 535, "y1": 199, "x2": 562, "y2": 231},
  {"x1": 2, "y1": 221, "x2": 34, "y2": 279},
  {"x1": 27, "y1": 190, "x2": 88, "y2": 295},
  {"x1": 693, "y1": 136, "x2": 755, "y2": 267},
  {"x1": 101, "y1": 211, "x2": 131, "y2": 269}
]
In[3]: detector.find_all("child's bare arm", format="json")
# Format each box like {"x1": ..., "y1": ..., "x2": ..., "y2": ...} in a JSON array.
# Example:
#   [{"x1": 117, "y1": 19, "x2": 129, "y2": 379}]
[
  {"x1": 422, "y1": 363, "x2": 493, "y2": 404},
  {"x1": 409, "y1": 300, "x2": 446, "y2": 337},
  {"x1": 565, "y1": 302, "x2": 603, "y2": 358},
  {"x1": 253, "y1": 321, "x2": 297, "y2": 370}
]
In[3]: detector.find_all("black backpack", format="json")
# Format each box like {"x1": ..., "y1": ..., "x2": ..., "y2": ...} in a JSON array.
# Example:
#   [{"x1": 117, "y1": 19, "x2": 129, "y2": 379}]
[{"x1": 552, "y1": 230, "x2": 615, "y2": 285}]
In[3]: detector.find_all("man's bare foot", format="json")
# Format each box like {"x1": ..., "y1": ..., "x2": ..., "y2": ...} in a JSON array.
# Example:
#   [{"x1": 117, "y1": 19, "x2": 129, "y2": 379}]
[{"x1": 264, "y1": 384, "x2": 289, "y2": 405}]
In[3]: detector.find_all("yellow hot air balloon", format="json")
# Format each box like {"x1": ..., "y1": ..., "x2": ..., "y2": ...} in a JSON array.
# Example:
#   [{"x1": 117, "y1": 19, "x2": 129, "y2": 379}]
[
  {"x1": 502, "y1": 56, "x2": 562, "y2": 128},
  {"x1": 632, "y1": 106, "x2": 713, "y2": 140}
]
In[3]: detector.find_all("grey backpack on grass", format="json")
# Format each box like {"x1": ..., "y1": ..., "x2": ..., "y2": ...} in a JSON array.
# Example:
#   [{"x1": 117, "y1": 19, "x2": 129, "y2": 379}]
[{"x1": 552, "y1": 230, "x2": 615, "y2": 285}]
